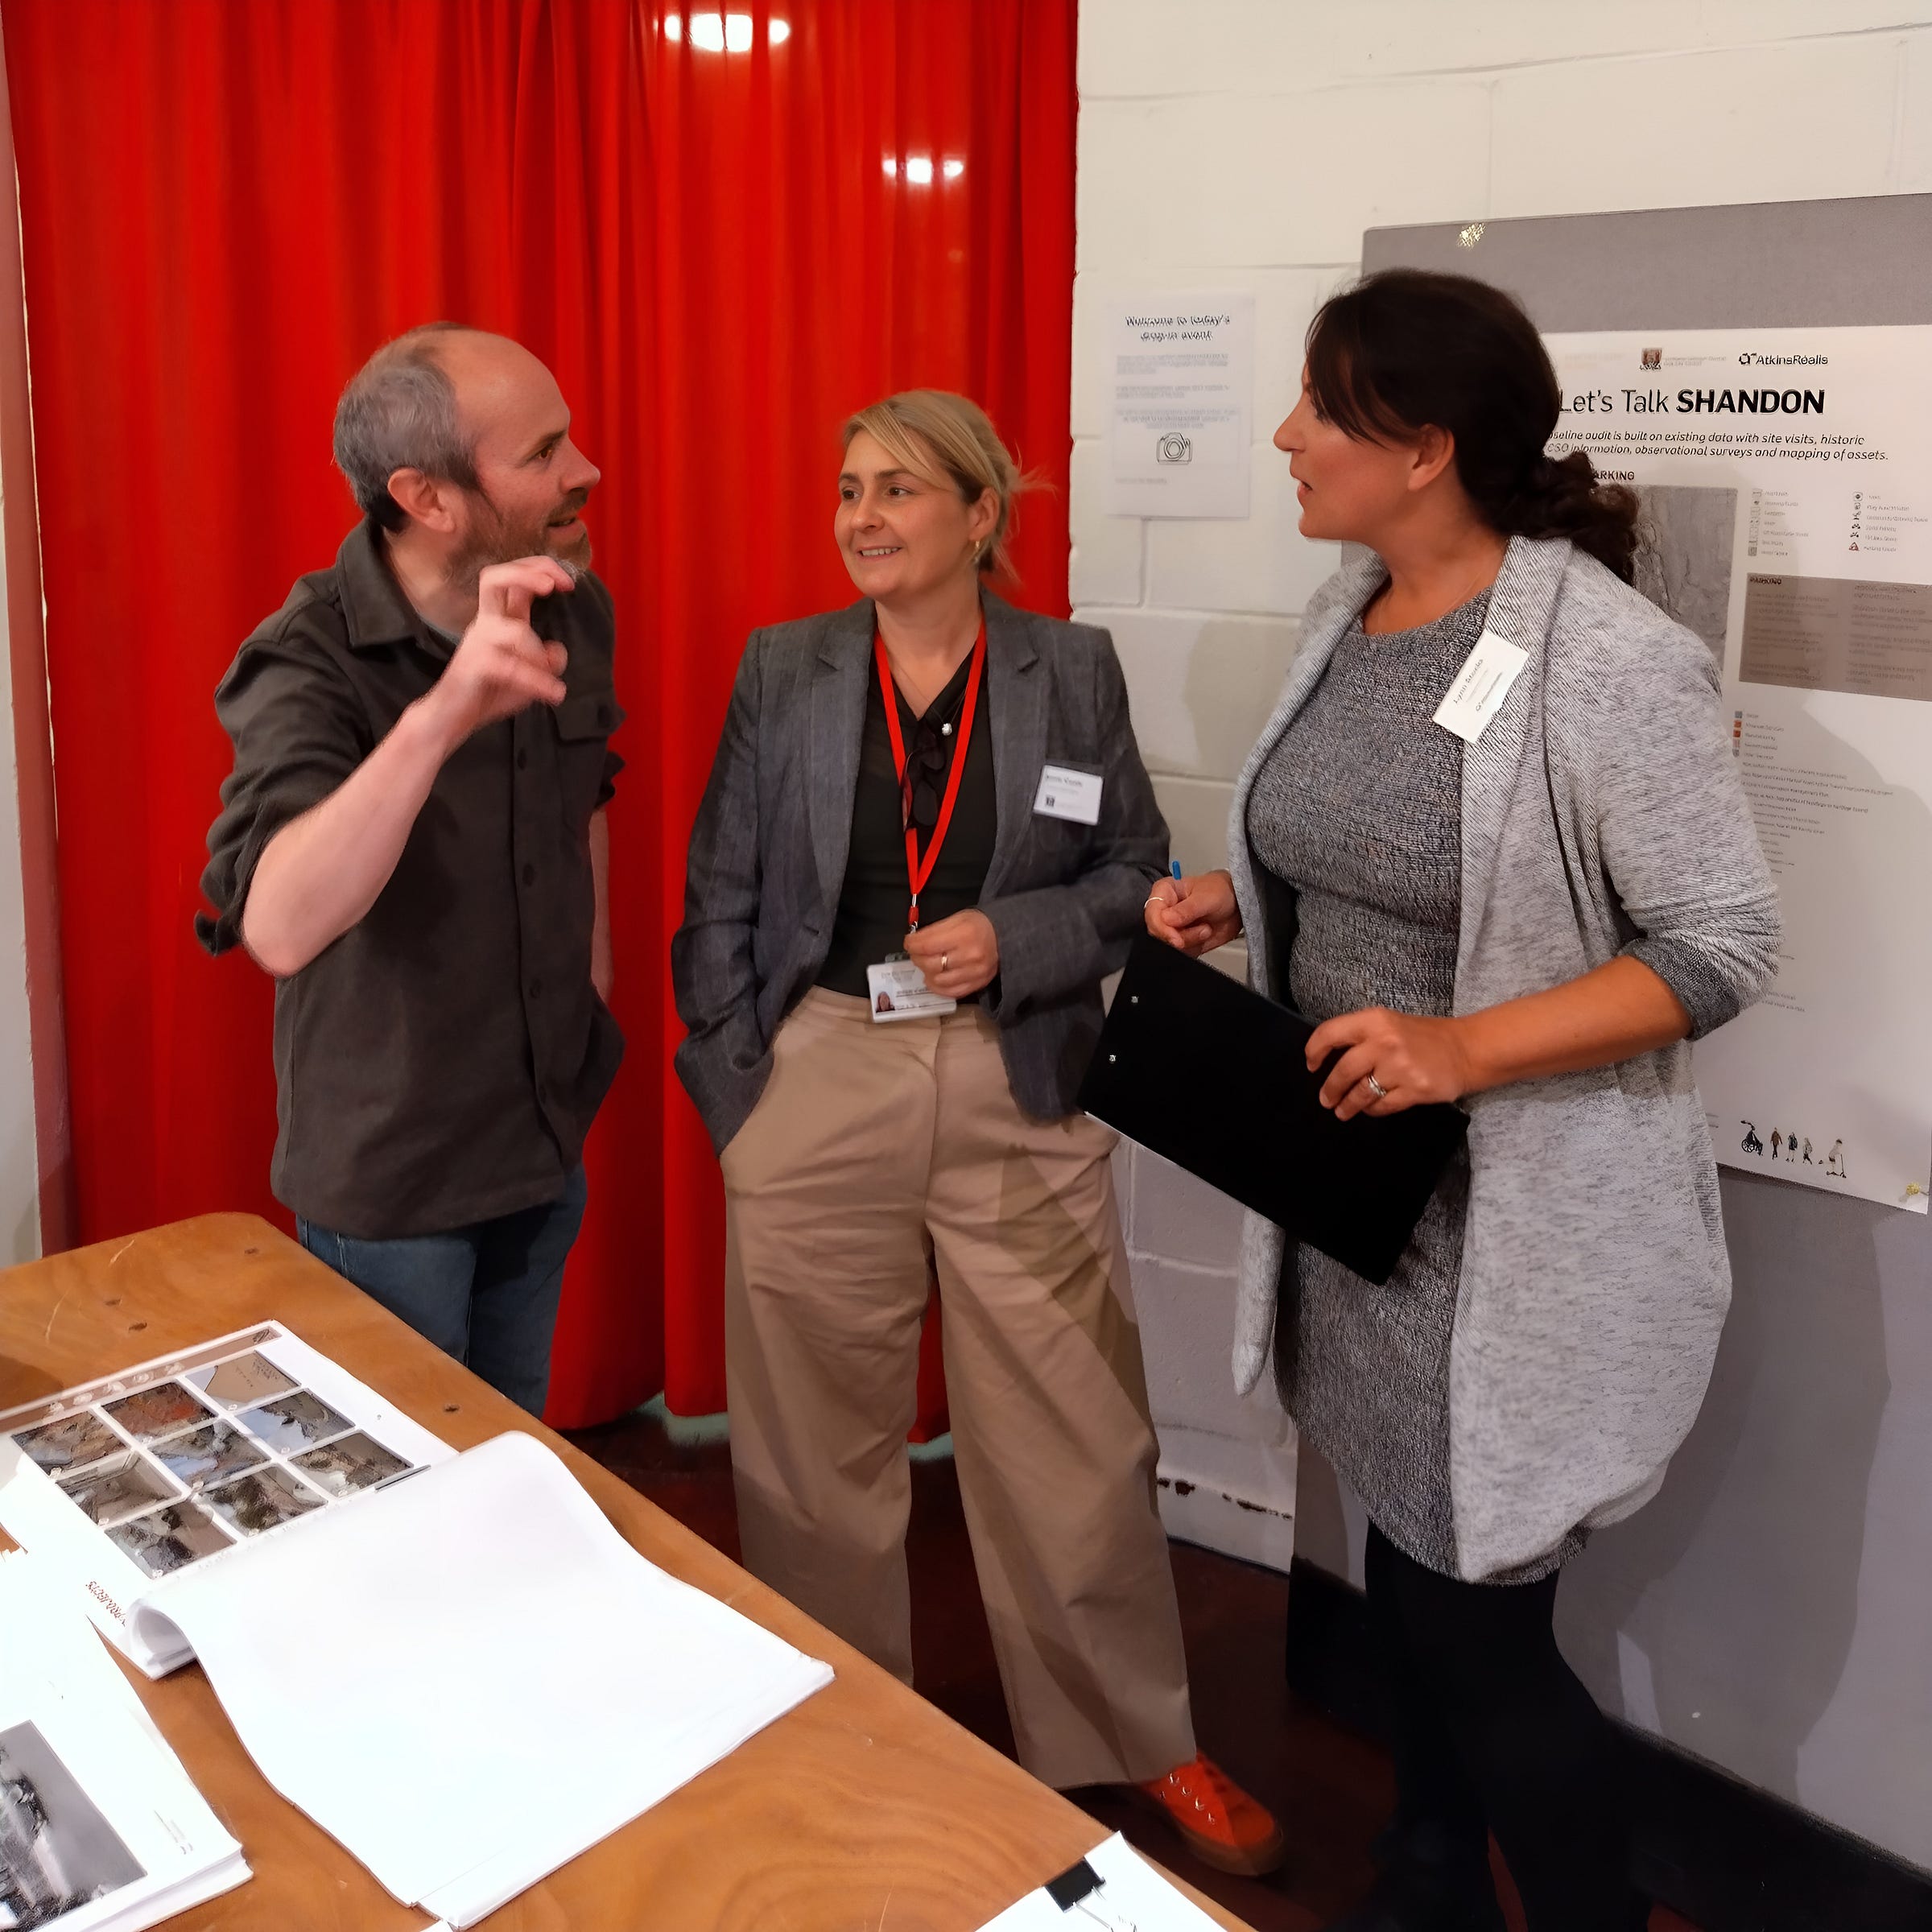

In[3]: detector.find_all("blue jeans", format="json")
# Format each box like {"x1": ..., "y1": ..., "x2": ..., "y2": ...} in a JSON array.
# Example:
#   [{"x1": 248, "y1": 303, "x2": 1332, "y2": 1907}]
[{"x1": 297, "y1": 1167, "x2": 588, "y2": 1416}]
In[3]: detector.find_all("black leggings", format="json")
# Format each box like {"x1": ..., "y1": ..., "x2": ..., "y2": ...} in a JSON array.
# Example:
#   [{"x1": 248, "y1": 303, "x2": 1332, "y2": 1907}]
[{"x1": 1365, "y1": 1525, "x2": 1646, "y2": 1931}]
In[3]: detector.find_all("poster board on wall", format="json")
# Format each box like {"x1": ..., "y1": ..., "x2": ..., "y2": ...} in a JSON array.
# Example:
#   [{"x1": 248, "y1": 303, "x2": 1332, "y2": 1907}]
[{"x1": 1366, "y1": 194, "x2": 1932, "y2": 1214}]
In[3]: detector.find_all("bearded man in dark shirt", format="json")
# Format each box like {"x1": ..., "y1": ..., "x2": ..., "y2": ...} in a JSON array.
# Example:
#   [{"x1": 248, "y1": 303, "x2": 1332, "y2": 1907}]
[{"x1": 198, "y1": 325, "x2": 625, "y2": 1414}]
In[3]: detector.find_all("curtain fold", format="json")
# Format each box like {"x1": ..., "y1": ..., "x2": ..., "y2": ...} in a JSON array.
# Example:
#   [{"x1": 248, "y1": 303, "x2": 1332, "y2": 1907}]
[{"x1": 2, "y1": 0, "x2": 1075, "y2": 1427}]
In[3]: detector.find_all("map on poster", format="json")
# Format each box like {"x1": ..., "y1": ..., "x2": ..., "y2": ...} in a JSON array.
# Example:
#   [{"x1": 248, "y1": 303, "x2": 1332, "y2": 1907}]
[{"x1": 1545, "y1": 325, "x2": 1932, "y2": 1212}]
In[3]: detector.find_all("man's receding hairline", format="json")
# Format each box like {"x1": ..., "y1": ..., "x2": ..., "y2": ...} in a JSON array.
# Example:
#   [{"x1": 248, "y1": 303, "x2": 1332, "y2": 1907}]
[{"x1": 382, "y1": 324, "x2": 527, "y2": 378}]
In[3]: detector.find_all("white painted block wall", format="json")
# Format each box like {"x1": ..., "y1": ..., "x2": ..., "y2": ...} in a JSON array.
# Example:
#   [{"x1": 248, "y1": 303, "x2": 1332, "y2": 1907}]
[
  {"x1": 0, "y1": 400, "x2": 39, "y2": 1265},
  {"x1": 1075, "y1": 0, "x2": 1932, "y2": 1868}
]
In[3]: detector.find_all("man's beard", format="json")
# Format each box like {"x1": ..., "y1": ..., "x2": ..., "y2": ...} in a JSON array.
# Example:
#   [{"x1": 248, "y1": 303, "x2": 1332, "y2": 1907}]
[{"x1": 445, "y1": 484, "x2": 592, "y2": 595}]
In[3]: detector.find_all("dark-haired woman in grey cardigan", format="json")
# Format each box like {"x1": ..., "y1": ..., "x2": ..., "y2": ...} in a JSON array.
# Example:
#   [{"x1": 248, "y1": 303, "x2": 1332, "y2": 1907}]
[{"x1": 1147, "y1": 271, "x2": 1778, "y2": 1932}]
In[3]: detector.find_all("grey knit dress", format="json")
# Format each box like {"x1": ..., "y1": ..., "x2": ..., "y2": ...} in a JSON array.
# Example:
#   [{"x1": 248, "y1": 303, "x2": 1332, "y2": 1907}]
[{"x1": 1246, "y1": 592, "x2": 1575, "y2": 1583}]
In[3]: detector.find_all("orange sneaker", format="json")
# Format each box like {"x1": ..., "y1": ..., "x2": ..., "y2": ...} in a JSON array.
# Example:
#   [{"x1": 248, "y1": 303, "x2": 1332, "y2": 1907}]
[{"x1": 1133, "y1": 1752, "x2": 1286, "y2": 1876}]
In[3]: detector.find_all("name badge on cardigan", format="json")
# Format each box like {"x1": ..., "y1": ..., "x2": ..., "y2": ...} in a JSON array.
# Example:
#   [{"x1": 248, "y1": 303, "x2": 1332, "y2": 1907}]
[
  {"x1": 1432, "y1": 630, "x2": 1529, "y2": 744},
  {"x1": 1034, "y1": 764, "x2": 1103, "y2": 824}
]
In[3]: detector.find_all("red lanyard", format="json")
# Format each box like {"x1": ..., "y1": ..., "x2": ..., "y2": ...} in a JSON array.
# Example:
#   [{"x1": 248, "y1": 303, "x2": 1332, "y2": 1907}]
[{"x1": 875, "y1": 622, "x2": 985, "y2": 931}]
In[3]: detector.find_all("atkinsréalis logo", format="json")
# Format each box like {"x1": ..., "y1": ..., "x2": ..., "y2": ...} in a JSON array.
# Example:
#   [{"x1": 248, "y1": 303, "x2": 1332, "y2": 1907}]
[{"x1": 1738, "y1": 351, "x2": 1829, "y2": 366}]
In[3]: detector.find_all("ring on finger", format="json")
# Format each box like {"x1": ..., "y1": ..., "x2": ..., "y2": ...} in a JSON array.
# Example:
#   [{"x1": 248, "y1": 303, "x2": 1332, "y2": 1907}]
[
  {"x1": 1365, "y1": 1073, "x2": 1389, "y2": 1100},
  {"x1": 941, "y1": 953, "x2": 949, "y2": 972}
]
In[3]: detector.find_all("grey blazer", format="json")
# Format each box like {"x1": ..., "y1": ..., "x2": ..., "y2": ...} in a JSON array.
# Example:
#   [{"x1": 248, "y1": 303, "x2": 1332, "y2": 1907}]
[
  {"x1": 673, "y1": 589, "x2": 1168, "y2": 1151},
  {"x1": 1228, "y1": 536, "x2": 1781, "y2": 1582}
]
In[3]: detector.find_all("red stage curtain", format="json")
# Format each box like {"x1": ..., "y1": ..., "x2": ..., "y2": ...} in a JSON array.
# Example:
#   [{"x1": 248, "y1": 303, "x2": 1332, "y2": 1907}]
[{"x1": 2, "y1": 0, "x2": 1075, "y2": 1427}]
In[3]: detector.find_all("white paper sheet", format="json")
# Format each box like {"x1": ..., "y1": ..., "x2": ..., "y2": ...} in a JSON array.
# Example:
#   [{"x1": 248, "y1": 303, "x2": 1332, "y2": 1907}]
[
  {"x1": 127, "y1": 1430, "x2": 832, "y2": 1926},
  {"x1": 976, "y1": 1832, "x2": 1228, "y2": 1930}
]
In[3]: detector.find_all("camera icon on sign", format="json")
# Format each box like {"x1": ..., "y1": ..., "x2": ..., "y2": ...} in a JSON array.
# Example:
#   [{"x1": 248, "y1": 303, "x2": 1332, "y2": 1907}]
[{"x1": 1156, "y1": 432, "x2": 1192, "y2": 464}]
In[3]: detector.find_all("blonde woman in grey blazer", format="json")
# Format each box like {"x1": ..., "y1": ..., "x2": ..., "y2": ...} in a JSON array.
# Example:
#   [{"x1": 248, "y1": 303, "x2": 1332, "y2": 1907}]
[
  {"x1": 1148, "y1": 275, "x2": 1777, "y2": 1932},
  {"x1": 674, "y1": 390, "x2": 1282, "y2": 1875}
]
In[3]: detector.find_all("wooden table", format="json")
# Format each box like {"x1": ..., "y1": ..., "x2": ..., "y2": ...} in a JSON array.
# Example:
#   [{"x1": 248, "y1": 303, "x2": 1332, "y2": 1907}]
[{"x1": 0, "y1": 1215, "x2": 1256, "y2": 1932}]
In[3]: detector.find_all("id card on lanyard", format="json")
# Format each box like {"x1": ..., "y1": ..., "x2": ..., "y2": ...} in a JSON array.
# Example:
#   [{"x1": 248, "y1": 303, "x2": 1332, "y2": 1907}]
[{"x1": 866, "y1": 622, "x2": 986, "y2": 1023}]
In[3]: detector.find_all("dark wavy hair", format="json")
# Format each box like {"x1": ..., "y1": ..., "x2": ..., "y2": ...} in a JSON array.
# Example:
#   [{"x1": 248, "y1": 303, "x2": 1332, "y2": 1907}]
[{"x1": 1304, "y1": 269, "x2": 1638, "y2": 583}]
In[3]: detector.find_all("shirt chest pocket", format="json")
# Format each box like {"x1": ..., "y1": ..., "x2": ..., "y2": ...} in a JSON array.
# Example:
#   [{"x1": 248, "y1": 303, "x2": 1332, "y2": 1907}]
[{"x1": 551, "y1": 689, "x2": 625, "y2": 832}]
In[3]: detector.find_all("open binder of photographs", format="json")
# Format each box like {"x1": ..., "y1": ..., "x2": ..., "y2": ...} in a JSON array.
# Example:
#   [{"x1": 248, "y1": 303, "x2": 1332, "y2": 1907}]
[
  {"x1": 0, "y1": 1323, "x2": 450, "y2": 1677},
  {"x1": 0, "y1": 1556, "x2": 250, "y2": 1930},
  {"x1": 0, "y1": 1326, "x2": 834, "y2": 1926}
]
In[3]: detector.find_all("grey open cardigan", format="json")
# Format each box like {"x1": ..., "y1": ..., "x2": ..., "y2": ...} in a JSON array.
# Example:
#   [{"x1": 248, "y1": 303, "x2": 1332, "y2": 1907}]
[{"x1": 1227, "y1": 535, "x2": 1781, "y2": 1581}]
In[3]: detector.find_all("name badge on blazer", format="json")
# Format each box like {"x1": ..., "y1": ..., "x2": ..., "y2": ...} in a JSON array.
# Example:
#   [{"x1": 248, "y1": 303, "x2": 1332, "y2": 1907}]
[
  {"x1": 866, "y1": 957, "x2": 956, "y2": 1023},
  {"x1": 1034, "y1": 763, "x2": 1103, "y2": 824},
  {"x1": 1432, "y1": 629, "x2": 1529, "y2": 744}
]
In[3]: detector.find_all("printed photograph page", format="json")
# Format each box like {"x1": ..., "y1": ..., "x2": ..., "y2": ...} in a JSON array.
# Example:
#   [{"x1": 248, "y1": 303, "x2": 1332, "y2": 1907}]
[
  {"x1": 0, "y1": 1558, "x2": 248, "y2": 1931},
  {"x1": 127, "y1": 1430, "x2": 833, "y2": 1924}
]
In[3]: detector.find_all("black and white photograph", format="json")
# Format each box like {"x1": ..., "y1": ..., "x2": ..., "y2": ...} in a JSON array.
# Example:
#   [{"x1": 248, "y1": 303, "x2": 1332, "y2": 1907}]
[
  {"x1": 148, "y1": 1421, "x2": 266, "y2": 1494},
  {"x1": 235, "y1": 1390, "x2": 352, "y2": 1455},
  {"x1": 1632, "y1": 482, "x2": 1739, "y2": 661},
  {"x1": 184, "y1": 1352, "x2": 297, "y2": 1411},
  {"x1": 101, "y1": 1381, "x2": 214, "y2": 1445},
  {"x1": 200, "y1": 1466, "x2": 325, "y2": 1537},
  {"x1": 0, "y1": 1722, "x2": 144, "y2": 1928},
  {"x1": 291, "y1": 1432, "x2": 412, "y2": 1498},
  {"x1": 54, "y1": 1454, "x2": 177, "y2": 1529},
  {"x1": 105, "y1": 1499, "x2": 237, "y2": 1579},
  {"x1": 9, "y1": 1412, "x2": 122, "y2": 1479}
]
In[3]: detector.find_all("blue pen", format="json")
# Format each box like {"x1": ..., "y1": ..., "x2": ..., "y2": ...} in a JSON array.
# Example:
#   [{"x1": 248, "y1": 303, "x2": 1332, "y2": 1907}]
[{"x1": 1164, "y1": 859, "x2": 1185, "y2": 930}]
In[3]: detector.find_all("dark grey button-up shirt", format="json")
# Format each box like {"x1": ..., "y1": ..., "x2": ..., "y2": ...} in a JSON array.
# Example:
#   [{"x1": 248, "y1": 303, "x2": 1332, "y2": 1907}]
[{"x1": 197, "y1": 520, "x2": 625, "y2": 1239}]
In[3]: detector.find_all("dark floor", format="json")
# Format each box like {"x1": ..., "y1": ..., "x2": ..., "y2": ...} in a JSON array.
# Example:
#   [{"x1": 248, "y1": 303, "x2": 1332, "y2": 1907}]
[{"x1": 568, "y1": 1405, "x2": 1699, "y2": 1931}]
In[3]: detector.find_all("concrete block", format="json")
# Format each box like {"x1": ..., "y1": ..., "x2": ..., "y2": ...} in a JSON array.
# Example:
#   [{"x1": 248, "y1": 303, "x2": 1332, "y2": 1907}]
[
  {"x1": 1146, "y1": 446, "x2": 1342, "y2": 617},
  {"x1": 1150, "y1": 772, "x2": 1236, "y2": 876},
  {"x1": 1079, "y1": 83, "x2": 1491, "y2": 270},
  {"x1": 1323, "y1": 1, "x2": 1923, "y2": 80},
  {"x1": 1080, "y1": 0, "x2": 1342, "y2": 101},
  {"x1": 1075, "y1": 100, "x2": 1170, "y2": 274},
  {"x1": 1071, "y1": 273, "x2": 1111, "y2": 442},
  {"x1": 1129, "y1": 1146, "x2": 1246, "y2": 1272},
  {"x1": 1492, "y1": 39, "x2": 1902, "y2": 218},
  {"x1": 1068, "y1": 440, "x2": 1146, "y2": 607},
  {"x1": 1088, "y1": 606, "x2": 1298, "y2": 782},
  {"x1": 1080, "y1": 0, "x2": 1921, "y2": 95},
  {"x1": 1129, "y1": 1251, "x2": 1240, "y2": 1430}
]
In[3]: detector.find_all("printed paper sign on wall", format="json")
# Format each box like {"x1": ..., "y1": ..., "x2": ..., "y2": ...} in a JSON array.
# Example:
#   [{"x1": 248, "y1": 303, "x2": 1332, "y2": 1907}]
[{"x1": 1104, "y1": 291, "x2": 1255, "y2": 519}]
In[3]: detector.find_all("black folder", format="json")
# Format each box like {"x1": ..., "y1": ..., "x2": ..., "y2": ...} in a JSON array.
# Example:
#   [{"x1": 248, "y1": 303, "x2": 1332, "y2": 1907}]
[{"x1": 1077, "y1": 935, "x2": 1468, "y2": 1285}]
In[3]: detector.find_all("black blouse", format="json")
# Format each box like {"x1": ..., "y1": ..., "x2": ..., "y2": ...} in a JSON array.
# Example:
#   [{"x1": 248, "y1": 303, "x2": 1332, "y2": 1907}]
[{"x1": 815, "y1": 648, "x2": 997, "y2": 996}]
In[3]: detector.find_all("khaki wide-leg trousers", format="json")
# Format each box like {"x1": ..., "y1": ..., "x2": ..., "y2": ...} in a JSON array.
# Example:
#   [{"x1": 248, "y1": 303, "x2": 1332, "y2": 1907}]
[{"x1": 722, "y1": 989, "x2": 1195, "y2": 1789}]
